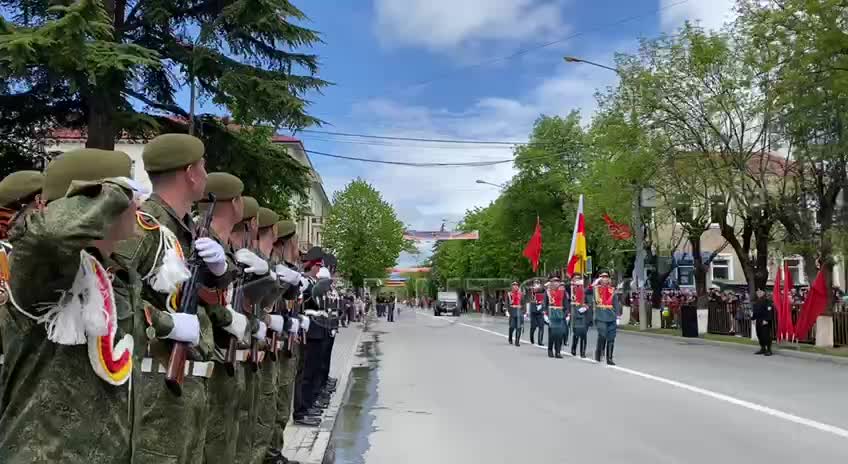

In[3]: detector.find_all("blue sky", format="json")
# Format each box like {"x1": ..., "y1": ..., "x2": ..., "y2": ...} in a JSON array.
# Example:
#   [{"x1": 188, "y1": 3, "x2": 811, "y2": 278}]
[{"x1": 196, "y1": 0, "x2": 736, "y2": 266}]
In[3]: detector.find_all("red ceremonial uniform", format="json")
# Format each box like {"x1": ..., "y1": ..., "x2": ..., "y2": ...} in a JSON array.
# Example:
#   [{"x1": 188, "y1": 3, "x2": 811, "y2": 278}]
[
  {"x1": 509, "y1": 290, "x2": 522, "y2": 307},
  {"x1": 547, "y1": 288, "x2": 566, "y2": 308},
  {"x1": 571, "y1": 284, "x2": 585, "y2": 305},
  {"x1": 534, "y1": 292, "x2": 545, "y2": 305},
  {"x1": 594, "y1": 284, "x2": 614, "y2": 309}
]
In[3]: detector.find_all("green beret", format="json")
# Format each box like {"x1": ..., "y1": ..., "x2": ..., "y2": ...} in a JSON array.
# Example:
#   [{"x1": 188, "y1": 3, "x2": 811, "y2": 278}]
[
  {"x1": 202, "y1": 172, "x2": 243, "y2": 201},
  {"x1": 258, "y1": 207, "x2": 279, "y2": 229},
  {"x1": 0, "y1": 171, "x2": 43, "y2": 208},
  {"x1": 44, "y1": 149, "x2": 132, "y2": 202},
  {"x1": 242, "y1": 196, "x2": 259, "y2": 220},
  {"x1": 275, "y1": 220, "x2": 296, "y2": 239},
  {"x1": 143, "y1": 134, "x2": 204, "y2": 173}
]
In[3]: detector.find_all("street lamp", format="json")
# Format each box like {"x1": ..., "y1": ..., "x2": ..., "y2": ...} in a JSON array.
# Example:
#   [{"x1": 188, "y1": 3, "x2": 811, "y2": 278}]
[
  {"x1": 565, "y1": 54, "x2": 650, "y2": 331},
  {"x1": 475, "y1": 179, "x2": 506, "y2": 189}
]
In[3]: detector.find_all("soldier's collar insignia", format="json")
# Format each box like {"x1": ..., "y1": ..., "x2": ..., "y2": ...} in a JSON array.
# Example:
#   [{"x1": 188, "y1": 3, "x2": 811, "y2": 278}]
[{"x1": 136, "y1": 211, "x2": 160, "y2": 230}]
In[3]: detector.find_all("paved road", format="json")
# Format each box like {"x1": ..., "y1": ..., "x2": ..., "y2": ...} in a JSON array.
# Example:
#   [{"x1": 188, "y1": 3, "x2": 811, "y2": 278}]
[{"x1": 337, "y1": 306, "x2": 848, "y2": 464}]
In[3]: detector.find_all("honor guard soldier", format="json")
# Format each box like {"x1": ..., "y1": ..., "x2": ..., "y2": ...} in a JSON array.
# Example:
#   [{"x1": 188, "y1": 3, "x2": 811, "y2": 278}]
[
  {"x1": 115, "y1": 134, "x2": 232, "y2": 464},
  {"x1": 593, "y1": 271, "x2": 617, "y2": 365},
  {"x1": 545, "y1": 277, "x2": 567, "y2": 358},
  {"x1": 197, "y1": 173, "x2": 250, "y2": 464},
  {"x1": 292, "y1": 246, "x2": 326, "y2": 426},
  {"x1": 507, "y1": 281, "x2": 524, "y2": 346},
  {"x1": 570, "y1": 276, "x2": 589, "y2": 358},
  {"x1": 528, "y1": 279, "x2": 546, "y2": 346},
  {"x1": 0, "y1": 149, "x2": 145, "y2": 463},
  {"x1": 318, "y1": 253, "x2": 340, "y2": 398},
  {"x1": 269, "y1": 219, "x2": 305, "y2": 464},
  {"x1": 0, "y1": 170, "x2": 44, "y2": 401}
]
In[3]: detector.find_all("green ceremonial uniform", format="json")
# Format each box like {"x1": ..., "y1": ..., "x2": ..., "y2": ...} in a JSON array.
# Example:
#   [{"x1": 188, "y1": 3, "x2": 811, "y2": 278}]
[
  {"x1": 0, "y1": 175, "x2": 139, "y2": 463},
  {"x1": 115, "y1": 134, "x2": 225, "y2": 464},
  {"x1": 200, "y1": 173, "x2": 248, "y2": 464},
  {"x1": 0, "y1": 169, "x2": 44, "y2": 411}
]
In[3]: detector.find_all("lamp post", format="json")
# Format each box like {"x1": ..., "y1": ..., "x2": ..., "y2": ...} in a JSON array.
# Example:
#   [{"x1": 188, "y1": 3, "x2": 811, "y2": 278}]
[
  {"x1": 475, "y1": 179, "x2": 506, "y2": 189},
  {"x1": 565, "y1": 55, "x2": 649, "y2": 330}
]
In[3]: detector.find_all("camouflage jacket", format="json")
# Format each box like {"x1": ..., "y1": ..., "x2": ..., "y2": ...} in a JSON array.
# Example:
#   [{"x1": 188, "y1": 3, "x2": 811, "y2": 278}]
[
  {"x1": 0, "y1": 180, "x2": 141, "y2": 463},
  {"x1": 115, "y1": 194, "x2": 231, "y2": 364}
]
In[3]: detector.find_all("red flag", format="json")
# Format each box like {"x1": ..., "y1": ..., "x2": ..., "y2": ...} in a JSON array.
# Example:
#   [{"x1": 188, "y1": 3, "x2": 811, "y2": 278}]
[
  {"x1": 602, "y1": 213, "x2": 632, "y2": 240},
  {"x1": 772, "y1": 265, "x2": 784, "y2": 339},
  {"x1": 794, "y1": 271, "x2": 828, "y2": 340},
  {"x1": 522, "y1": 217, "x2": 543, "y2": 272},
  {"x1": 781, "y1": 263, "x2": 795, "y2": 341}
]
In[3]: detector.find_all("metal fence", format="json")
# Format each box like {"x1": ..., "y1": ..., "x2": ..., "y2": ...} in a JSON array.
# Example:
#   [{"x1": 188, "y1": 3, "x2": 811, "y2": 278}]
[{"x1": 706, "y1": 301, "x2": 847, "y2": 346}]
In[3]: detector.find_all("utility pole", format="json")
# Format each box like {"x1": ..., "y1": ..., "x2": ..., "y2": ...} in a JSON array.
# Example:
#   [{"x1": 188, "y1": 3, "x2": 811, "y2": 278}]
[{"x1": 565, "y1": 55, "x2": 650, "y2": 330}]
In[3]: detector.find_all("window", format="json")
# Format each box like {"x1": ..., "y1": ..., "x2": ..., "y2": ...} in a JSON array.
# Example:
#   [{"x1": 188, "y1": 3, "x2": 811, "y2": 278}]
[
  {"x1": 711, "y1": 255, "x2": 733, "y2": 281},
  {"x1": 784, "y1": 258, "x2": 804, "y2": 286},
  {"x1": 677, "y1": 265, "x2": 695, "y2": 287}
]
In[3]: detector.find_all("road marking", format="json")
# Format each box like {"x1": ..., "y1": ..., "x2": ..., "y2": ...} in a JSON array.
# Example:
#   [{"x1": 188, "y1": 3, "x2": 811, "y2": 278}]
[{"x1": 417, "y1": 309, "x2": 848, "y2": 439}]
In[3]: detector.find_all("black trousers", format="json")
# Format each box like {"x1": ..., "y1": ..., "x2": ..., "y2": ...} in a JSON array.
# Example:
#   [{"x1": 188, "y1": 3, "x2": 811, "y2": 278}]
[
  {"x1": 292, "y1": 343, "x2": 306, "y2": 417},
  {"x1": 318, "y1": 335, "x2": 335, "y2": 389},
  {"x1": 295, "y1": 337, "x2": 324, "y2": 415},
  {"x1": 530, "y1": 313, "x2": 545, "y2": 344},
  {"x1": 755, "y1": 321, "x2": 772, "y2": 351},
  {"x1": 387, "y1": 306, "x2": 395, "y2": 322},
  {"x1": 548, "y1": 332, "x2": 563, "y2": 355}
]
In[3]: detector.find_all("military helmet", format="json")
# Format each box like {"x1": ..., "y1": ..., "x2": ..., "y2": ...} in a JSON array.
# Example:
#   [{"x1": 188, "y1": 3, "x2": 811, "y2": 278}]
[
  {"x1": 303, "y1": 246, "x2": 324, "y2": 264},
  {"x1": 0, "y1": 170, "x2": 43, "y2": 208},
  {"x1": 257, "y1": 207, "x2": 279, "y2": 229},
  {"x1": 241, "y1": 196, "x2": 259, "y2": 220},
  {"x1": 202, "y1": 172, "x2": 243, "y2": 201},
  {"x1": 275, "y1": 220, "x2": 296, "y2": 240},
  {"x1": 142, "y1": 134, "x2": 205, "y2": 174},
  {"x1": 44, "y1": 149, "x2": 132, "y2": 202}
]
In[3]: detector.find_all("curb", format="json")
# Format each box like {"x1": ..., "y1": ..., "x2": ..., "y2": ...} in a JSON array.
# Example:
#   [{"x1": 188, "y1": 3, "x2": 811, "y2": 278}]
[
  {"x1": 620, "y1": 328, "x2": 848, "y2": 365},
  {"x1": 282, "y1": 321, "x2": 366, "y2": 464}
]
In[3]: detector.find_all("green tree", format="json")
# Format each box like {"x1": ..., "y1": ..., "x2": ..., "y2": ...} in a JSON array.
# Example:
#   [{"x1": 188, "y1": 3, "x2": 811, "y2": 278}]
[{"x1": 322, "y1": 179, "x2": 412, "y2": 288}]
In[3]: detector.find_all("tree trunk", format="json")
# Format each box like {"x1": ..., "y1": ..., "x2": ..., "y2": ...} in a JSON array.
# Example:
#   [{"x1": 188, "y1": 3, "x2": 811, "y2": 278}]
[{"x1": 690, "y1": 232, "x2": 710, "y2": 309}]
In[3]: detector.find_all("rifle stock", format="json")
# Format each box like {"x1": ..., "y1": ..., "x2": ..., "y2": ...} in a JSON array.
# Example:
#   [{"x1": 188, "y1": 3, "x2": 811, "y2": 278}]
[{"x1": 164, "y1": 193, "x2": 216, "y2": 396}]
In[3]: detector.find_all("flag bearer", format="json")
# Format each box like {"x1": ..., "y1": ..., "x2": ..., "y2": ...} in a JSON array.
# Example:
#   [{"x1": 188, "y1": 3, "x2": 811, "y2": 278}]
[
  {"x1": 570, "y1": 276, "x2": 589, "y2": 358},
  {"x1": 545, "y1": 277, "x2": 567, "y2": 358},
  {"x1": 528, "y1": 279, "x2": 546, "y2": 346},
  {"x1": 593, "y1": 271, "x2": 617, "y2": 365}
]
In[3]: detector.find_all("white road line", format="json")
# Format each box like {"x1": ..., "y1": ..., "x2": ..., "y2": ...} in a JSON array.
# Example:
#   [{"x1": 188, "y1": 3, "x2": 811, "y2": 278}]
[{"x1": 418, "y1": 309, "x2": 848, "y2": 439}]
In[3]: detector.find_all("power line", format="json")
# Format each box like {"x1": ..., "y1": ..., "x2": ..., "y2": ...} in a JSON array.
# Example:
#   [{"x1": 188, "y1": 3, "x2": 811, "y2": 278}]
[
  {"x1": 299, "y1": 135, "x2": 520, "y2": 151},
  {"x1": 299, "y1": 129, "x2": 527, "y2": 146},
  {"x1": 304, "y1": 148, "x2": 568, "y2": 167}
]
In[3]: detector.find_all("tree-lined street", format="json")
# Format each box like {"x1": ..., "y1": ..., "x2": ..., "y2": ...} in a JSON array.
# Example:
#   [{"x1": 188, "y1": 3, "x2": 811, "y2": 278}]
[{"x1": 334, "y1": 308, "x2": 848, "y2": 464}]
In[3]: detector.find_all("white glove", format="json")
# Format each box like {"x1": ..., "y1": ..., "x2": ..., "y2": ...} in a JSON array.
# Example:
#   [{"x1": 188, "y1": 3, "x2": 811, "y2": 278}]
[
  {"x1": 165, "y1": 312, "x2": 200, "y2": 346},
  {"x1": 317, "y1": 267, "x2": 331, "y2": 279},
  {"x1": 289, "y1": 318, "x2": 301, "y2": 334},
  {"x1": 195, "y1": 237, "x2": 227, "y2": 276},
  {"x1": 330, "y1": 329, "x2": 337, "y2": 337},
  {"x1": 235, "y1": 249, "x2": 269, "y2": 275},
  {"x1": 253, "y1": 321, "x2": 267, "y2": 340},
  {"x1": 223, "y1": 307, "x2": 249, "y2": 341},
  {"x1": 268, "y1": 269, "x2": 277, "y2": 280},
  {"x1": 544, "y1": 315, "x2": 550, "y2": 324},
  {"x1": 275, "y1": 264, "x2": 302, "y2": 285},
  {"x1": 300, "y1": 315, "x2": 311, "y2": 332},
  {"x1": 269, "y1": 315, "x2": 285, "y2": 333}
]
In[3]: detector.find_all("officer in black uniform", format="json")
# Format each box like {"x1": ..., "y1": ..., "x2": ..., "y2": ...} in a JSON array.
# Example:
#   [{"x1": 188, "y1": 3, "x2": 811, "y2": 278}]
[
  {"x1": 751, "y1": 288, "x2": 774, "y2": 356},
  {"x1": 292, "y1": 246, "x2": 327, "y2": 425}
]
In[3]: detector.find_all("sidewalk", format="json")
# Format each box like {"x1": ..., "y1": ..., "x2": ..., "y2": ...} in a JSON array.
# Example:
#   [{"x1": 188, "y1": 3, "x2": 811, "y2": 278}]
[{"x1": 283, "y1": 321, "x2": 365, "y2": 464}]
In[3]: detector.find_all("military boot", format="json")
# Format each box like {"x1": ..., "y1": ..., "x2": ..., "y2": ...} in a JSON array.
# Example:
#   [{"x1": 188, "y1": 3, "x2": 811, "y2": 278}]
[
  {"x1": 571, "y1": 335, "x2": 578, "y2": 356},
  {"x1": 595, "y1": 338, "x2": 605, "y2": 362},
  {"x1": 606, "y1": 341, "x2": 616, "y2": 366},
  {"x1": 515, "y1": 329, "x2": 521, "y2": 346},
  {"x1": 580, "y1": 338, "x2": 587, "y2": 358}
]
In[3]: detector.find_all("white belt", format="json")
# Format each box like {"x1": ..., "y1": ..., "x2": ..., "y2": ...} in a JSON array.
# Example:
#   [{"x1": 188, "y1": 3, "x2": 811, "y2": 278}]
[{"x1": 140, "y1": 357, "x2": 214, "y2": 378}]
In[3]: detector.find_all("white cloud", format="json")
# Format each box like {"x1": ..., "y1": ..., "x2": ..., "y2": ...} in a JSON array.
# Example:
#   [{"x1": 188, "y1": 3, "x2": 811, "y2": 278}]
[
  {"x1": 317, "y1": 50, "x2": 622, "y2": 266},
  {"x1": 660, "y1": 0, "x2": 737, "y2": 32},
  {"x1": 373, "y1": 0, "x2": 567, "y2": 50}
]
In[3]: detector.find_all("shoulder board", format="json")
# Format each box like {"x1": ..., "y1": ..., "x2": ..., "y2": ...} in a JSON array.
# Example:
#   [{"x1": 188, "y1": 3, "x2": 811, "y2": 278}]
[{"x1": 136, "y1": 211, "x2": 160, "y2": 231}]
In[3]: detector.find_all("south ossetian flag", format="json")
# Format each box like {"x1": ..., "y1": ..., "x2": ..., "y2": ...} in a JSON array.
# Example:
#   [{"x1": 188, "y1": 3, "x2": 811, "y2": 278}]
[{"x1": 567, "y1": 195, "x2": 586, "y2": 277}]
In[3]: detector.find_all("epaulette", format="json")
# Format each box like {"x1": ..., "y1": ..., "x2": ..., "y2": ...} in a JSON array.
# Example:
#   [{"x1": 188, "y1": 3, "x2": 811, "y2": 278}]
[{"x1": 136, "y1": 211, "x2": 160, "y2": 231}]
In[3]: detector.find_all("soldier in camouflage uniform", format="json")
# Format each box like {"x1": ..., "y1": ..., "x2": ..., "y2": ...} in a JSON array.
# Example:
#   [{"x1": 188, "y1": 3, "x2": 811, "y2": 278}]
[
  {"x1": 269, "y1": 219, "x2": 303, "y2": 464},
  {"x1": 0, "y1": 170, "x2": 44, "y2": 405},
  {"x1": 0, "y1": 149, "x2": 145, "y2": 463},
  {"x1": 115, "y1": 134, "x2": 231, "y2": 464},
  {"x1": 198, "y1": 173, "x2": 251, "y2": 464}
]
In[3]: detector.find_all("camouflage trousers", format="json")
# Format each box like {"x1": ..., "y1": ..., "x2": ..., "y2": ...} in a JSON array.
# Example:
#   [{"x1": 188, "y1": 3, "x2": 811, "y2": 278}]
[
  {"x1": 203, "y1": 363, "x2": 245, "y2": 464},
  {"x1": 134, "y1": 372, "x2": 209, "y2": 464},
  {"x1": 271, "y1": 347, "x2": 299, "y2": 449},
  {"x1": 249, "y1": 355, "x2": 280, "y2": 464},
  {"x1": 234, "y1": 364, "x2": 259, "y2": 464}
]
